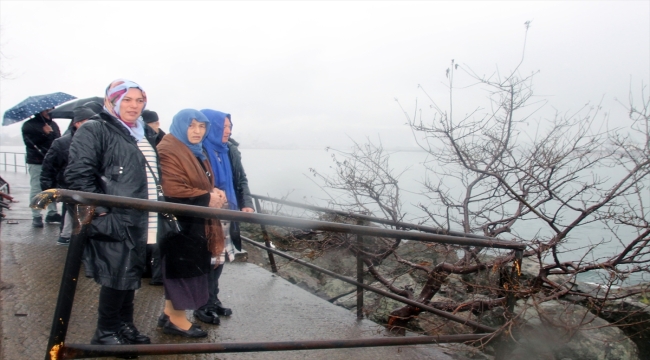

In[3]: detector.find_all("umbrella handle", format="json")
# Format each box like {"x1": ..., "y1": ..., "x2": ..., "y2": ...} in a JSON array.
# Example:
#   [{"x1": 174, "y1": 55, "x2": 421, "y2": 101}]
[{"x1": 24, "y1": 138, "x2": 46, "y2": 157}]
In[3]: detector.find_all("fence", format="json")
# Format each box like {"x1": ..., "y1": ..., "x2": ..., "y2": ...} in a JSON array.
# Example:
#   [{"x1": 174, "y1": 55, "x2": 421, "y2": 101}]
[
  {"x1": 0, "y1": 151, "x2": 28, "y2": 173},
  {"x1": 31, "y1": 189, "x2": 525, "y2": 359}
]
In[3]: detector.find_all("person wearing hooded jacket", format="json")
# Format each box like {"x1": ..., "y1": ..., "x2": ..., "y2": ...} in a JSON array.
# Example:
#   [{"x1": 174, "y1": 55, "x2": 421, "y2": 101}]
[
  {"x1": 65, "y1": 79, "x2": 160, "y2": 346},
  {"x1": 40, "y1": 105, "x2": 96, "y2": 246},
  {"x1": 194, "y1": 109, "x2": 255, "y2": 325},
  {"x1": 22, "y1": 109, "x2": 62, "y2": 227}
]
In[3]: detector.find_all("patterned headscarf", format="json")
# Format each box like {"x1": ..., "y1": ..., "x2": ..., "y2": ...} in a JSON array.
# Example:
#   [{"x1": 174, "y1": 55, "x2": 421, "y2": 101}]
[
  {"x1": 103, "y1": 79, "x2": 147, "y2": 124},
  {"x1": 169, "y1": 109, "x2": 211, "y2": 161},
  {"x1": 103, "y1": 79, "x2": 147, "y2": 140}
]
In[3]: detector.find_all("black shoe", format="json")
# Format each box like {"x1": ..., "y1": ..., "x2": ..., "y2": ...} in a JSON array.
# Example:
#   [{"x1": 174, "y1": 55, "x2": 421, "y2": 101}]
[
  {"x1": 45, "y1": 213, "x2": 62, "y2": 224},
  {"x1": 119, "y1": 322, "x2": 151, "y2": 344},
  {"x1": 193, "y1": 308, "x2": 221, "y2": 325},
  {"x1": 32, "y1": 216, "x2": 43, "y2": 228},
  {"x1": 91, "y1": 328, "x2": 129, "y2": 345},
  {"x1": 157, "y1": 313, "x2": 169, "y2": 327},
  {"x1": 57, "y1": 237, "x2": 70, "y2": 246},
  {"x1": 214, "y1": 299, "x2": 232, "y2": 316},
  {"x1": 162, "y1": 321, "x2": 207, "y2": 338},
  {"x1": 149, "y1": 280, "x2": 163, "y2": 286}
]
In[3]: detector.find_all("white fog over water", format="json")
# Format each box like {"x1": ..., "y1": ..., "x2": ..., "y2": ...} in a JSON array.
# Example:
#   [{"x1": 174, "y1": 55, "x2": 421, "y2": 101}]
[{"x1": 2, "y1": 144, "x2": 647, "y2": 284}]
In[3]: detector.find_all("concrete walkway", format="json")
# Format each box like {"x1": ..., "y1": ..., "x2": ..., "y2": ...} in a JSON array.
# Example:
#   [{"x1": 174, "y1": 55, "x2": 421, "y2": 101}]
[{"x1": 0, "y1": 170, "x2": 462, "y2": 360}]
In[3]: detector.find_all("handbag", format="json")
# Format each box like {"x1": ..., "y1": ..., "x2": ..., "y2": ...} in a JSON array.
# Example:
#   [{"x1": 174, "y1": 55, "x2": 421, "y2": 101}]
[{"x1": 145, "y1": 161, "x2": 182, "y2": 237}]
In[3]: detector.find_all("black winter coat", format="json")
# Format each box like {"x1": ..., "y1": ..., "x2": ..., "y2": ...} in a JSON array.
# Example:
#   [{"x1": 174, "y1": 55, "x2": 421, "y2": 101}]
[
  {"x1": 65, "y1": 112, "x2": 160, "y2": 290},
  {"x1": 163, "y1": 192, "x2": 213, "y2": 279},
  {"x1": 40, "y1": 123, "x2": 83, "y2": 190},
  {"x1": 22, "y1": 114, "x2": 61, "y2": 164},
  {"x1": 227, "y1": 138, "x2": 254, "y2": 210},
  {"x1": 155, "y1": 129, "x2": 166, "y2": 146}
]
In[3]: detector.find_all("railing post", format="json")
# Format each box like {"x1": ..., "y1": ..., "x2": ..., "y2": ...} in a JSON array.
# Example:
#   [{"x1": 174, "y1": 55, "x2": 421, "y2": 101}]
[
  {"x1": 506, "y1": 249, "x2": 523, "y2": 315},
  {"x1": 253, "y1": 197, "x2": 278, "y2": 273},
  {"x1": 495, "y1": 249, "x2": 523, "y2": 359},
  {"x1": 45, "y1": 204, "x2": 92, "y2": 360},
  {"x1": 356, "y1": 233, "x2": 364, "y2": 319}
]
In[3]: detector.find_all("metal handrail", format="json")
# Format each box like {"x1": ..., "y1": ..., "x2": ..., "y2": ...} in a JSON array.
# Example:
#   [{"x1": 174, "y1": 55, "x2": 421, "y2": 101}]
[
  {"x1": 62, "y1": 334, "x2": 493, "y2": 358},
  {"x1": 0, "y1": 151, "x2": 28, "y2": 173},
  {"x1": 35, "y1": 190, "x2": 524, "y2": 250},
  {"x1": 250, "y1": 193, "x2": 498, "y2": 241},
  {"x1": 32, "y1": 189, "x2": 523, "y2": 359}
]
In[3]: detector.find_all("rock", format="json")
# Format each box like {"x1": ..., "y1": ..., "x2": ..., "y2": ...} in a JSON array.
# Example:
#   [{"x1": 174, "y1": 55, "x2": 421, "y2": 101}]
[
  {"x1": 320, "y1": 278, "x2": 356, "y2": 301},
  {"x1": 495, "y1": 299, "x2": 640, "y2": 360},
  {"x1": 599, "y1": 298, "x2": 650, "y2": 359}
]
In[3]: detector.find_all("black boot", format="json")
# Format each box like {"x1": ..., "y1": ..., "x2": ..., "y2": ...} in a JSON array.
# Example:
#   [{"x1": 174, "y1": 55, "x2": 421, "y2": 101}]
[
  {"x1": 32, "y1": 216, "x2": 43, "y2": 228},
  {"x1": 214, "y1": 299, "x2": 232, "y2": 316},
  {"x1": 91, "y1": 329, "x2": 137, "y2": 359},
  {"x1": 45, "y1": 213, "x2": 62, "y2": 223},
  {"x1": 90, "y1": 328, "x2": 128, "y2": 345},
  {"x1": 119, "y1": 322, "x2": 151, "y2": 344},
  {"x1": 193, "y1": 307, "x2": 220, "y2": 325}
]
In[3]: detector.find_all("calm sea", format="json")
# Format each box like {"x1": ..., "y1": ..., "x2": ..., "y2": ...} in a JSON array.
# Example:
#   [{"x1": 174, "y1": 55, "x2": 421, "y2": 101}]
[{"x1": 1, "y1": 145, "x2": 647, "y2": 285}]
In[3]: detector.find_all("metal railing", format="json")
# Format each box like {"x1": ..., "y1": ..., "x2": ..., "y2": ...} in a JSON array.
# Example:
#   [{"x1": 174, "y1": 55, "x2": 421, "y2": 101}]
[
  {"x1": 0, "y1": 151, "x2": 28, "y2": 173},
  {"x1": 32, "y1": 189, "x2": 525, "y2": 359}
]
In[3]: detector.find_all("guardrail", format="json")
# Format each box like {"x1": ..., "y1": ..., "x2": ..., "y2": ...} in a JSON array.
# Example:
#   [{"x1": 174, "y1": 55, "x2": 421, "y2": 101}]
[
  {"x1": 32, "y1": 189, "x2": 524, "y2": 359},
  {"x1": 0, "y1": 151, "x2": 28, "y2": 173}
]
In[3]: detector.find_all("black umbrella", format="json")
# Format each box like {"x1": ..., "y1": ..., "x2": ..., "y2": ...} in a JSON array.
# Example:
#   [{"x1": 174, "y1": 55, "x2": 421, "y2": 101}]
[
  {"x1": 49, "y1": 96, "x2": 104, "y2": 119},
  {"x1": 2, "y1": 92, "x2": 76, "y2": 126}
]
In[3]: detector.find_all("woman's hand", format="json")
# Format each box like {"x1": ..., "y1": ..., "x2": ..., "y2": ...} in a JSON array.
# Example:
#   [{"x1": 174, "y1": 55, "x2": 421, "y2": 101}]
[
  {"x1": 241, "y1": 207, "x2": 254, "y2": 213},
  {"x1": 209, "y1": 188, "x2": 226, "y2": 208}
]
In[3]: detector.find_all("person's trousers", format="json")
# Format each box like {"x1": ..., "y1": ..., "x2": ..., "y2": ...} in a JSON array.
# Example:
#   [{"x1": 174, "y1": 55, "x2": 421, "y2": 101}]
[
  {"x1": 97, "y1": 286, "x2": 135, "y2": 332},
  {"x1": 199, "y1": 264, "x2": 224, "y2": 310},
  {"x1": 28, "y1": 164, "x2": 57, "y2": 217},
  {"x1": 60, "y1": 211, "x2": 72, "y2": 238}
]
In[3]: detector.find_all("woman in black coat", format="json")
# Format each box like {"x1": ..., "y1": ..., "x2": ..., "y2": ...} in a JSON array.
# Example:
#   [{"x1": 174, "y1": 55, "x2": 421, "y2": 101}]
[{"x1": 65, "y1": 79, "x2": 160, "y2": 346}]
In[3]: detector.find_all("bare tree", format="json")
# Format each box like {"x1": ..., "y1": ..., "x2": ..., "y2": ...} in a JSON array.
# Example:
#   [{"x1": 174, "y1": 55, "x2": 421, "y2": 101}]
[{"x1": 308, "y1": 23, "x2": 650, "y2": 346}]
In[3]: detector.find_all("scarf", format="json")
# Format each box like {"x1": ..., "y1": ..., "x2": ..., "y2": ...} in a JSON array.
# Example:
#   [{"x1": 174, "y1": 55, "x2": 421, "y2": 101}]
[
  {"x1": 157, "y1": 134, "x2": 224, "y2": 259},
  {"x1": 103, "y1": 79, "x2": 146, "y2": 141},
  {"x1": 200, "y1": 109, "x2": 238, "y2": 210},
  {"x1": 169, "y1": 109, "x2": 211, "y2": 161}
]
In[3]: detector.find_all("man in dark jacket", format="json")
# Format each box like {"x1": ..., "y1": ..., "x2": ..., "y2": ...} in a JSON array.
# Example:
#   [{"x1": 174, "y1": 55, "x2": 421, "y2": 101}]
[
  {"x1": 40, "y1": 106, "x2": 96, "y2": 245},
  {"x1": 227, "y1": 137, "x2": 255, "y2": 211},
  {"x1": 22, "y1": 109, "x2": 62, "y2": 227},
  {"x1": 142, "y1": 109, "x2": 165, "y2": 145}
]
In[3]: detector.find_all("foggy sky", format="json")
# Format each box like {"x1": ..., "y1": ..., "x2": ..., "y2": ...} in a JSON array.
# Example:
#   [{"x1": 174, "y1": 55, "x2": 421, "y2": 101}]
[{"x1": 1, "y1": 1, "x2": 648, "y2": 149}]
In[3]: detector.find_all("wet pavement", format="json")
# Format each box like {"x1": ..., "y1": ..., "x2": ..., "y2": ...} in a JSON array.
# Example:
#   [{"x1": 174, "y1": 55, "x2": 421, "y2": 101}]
[{"x1": 0, "y1": 170, "x2": 460, "y2": 360}]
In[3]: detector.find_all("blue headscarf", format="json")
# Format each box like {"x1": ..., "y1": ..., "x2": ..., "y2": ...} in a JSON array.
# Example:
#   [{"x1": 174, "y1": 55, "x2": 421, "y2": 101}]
[
  {"x1": 169, "y1": 109, "x2": 211, "y2": 161},
  {"x1": 200, "y1": 109, "x2": 238, "y2": 210}
]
